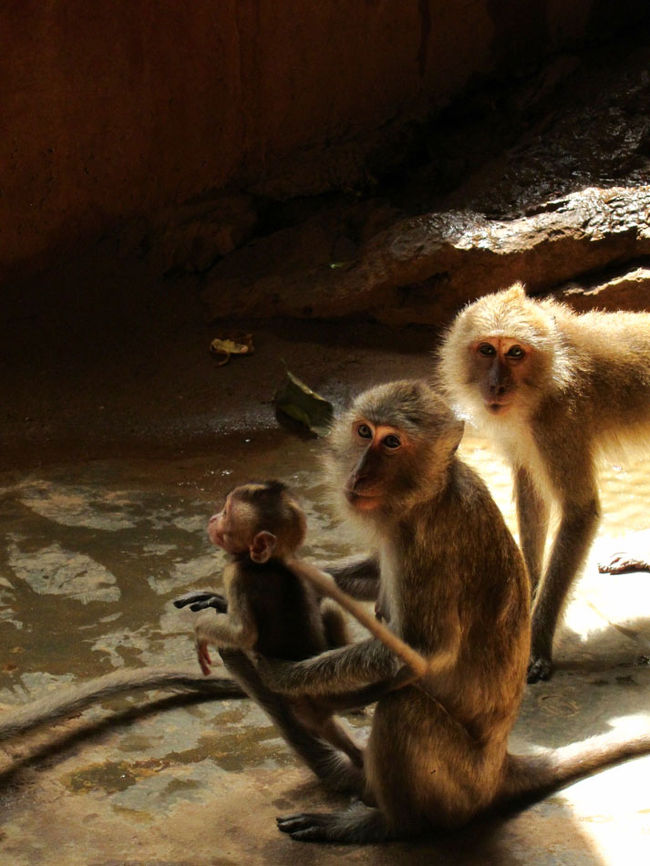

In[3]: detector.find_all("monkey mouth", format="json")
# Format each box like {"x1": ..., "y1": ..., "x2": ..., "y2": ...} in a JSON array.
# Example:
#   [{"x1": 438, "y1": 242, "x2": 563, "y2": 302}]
[
  {"x1": 485, "y1": 400, "x2": 511, "y2": 414},
  {"x1": 345, "y1": 489, "x2": 381, "y2": 510}
]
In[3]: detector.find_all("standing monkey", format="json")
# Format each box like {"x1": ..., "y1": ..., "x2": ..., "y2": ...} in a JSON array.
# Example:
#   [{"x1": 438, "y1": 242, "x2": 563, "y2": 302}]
[
  {"x1": 256, "y1": 380, "x2": 650, "y2": 844},
  {"x1": 437, "y1": 282, "x2": 650, "y2": 681}
]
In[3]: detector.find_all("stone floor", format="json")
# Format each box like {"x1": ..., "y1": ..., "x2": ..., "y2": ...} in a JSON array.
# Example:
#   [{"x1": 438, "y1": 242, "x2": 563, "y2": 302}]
[{"x1": 0, "y1": 427, "x2": 648, "y2": 866}]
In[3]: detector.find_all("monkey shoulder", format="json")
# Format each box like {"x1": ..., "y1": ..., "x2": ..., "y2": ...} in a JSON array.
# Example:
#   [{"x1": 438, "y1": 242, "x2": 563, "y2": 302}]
[{"x1": 447, "y1": 461, "x2": 527, "y2": 582}]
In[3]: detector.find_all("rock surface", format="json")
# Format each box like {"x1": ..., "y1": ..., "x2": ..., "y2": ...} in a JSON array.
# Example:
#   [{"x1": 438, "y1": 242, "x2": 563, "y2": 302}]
[
  {"x1": 201, "y1": 33, "x2": 650, "y2": 323},
  {"x1": 202, "y1": 186, "x2": 650, "y2": 324},
  {"x1": 4, "y1": 0, "x2": 620, "y2": 282}
]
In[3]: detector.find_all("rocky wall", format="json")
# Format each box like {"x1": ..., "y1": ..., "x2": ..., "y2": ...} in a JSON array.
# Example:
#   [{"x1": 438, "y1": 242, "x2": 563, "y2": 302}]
[{"x1": 0, "y1": 0, "x2": 618, "y2": 283}]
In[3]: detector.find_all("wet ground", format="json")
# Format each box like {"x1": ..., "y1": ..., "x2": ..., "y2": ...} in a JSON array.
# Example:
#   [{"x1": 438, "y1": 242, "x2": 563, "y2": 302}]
[{"x1": 0, "y1": 424, "x2": 648, "y2": 866}]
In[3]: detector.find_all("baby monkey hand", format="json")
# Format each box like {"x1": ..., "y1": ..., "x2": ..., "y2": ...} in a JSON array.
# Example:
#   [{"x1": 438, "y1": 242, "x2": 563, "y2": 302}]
[{"x1": 173, "y1": 590, "x2": 228, "y2": 613}]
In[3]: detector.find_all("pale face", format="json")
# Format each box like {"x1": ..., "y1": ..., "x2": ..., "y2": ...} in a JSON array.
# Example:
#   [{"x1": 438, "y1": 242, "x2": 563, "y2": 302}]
[{"x1": 470, "y1": 336, "x2": 532, "y2": 415}]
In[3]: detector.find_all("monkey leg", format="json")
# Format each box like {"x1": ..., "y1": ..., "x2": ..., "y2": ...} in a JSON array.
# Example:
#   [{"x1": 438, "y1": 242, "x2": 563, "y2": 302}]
[
  {"x1": 528, "y1": 496, "x2": 600, "y2": 683},
  {"x1": 320, "y1": 599, "x2": 351, "y2": 648},
  {"x1": 293, "y1": 697, "x2": 363, "y2": 768},
  {"x1": 219, "y1": 649, "x2": 363, "y2": 793},
  {"x1": 515, "y1": 467, "x2": 550, "y2": 597},
  {"x1": 278, "y1": 688, "x2": 496, "y2": 844}
]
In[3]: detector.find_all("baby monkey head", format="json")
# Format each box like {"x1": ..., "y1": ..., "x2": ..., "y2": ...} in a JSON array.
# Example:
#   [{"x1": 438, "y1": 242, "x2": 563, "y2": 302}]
[{"x1": 208, "y1": 480, "x2": 306, "y2": 563}]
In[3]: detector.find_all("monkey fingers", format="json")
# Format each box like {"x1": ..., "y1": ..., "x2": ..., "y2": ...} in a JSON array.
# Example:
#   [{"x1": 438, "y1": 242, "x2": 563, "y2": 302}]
[
  {"x1": 173, "y1": 590, "x2": 228, "y2": 613},
  {"x1": 277, "y1": 804, "x2": 389, "y2": 844},
  {"x1": 277, "y1": 813, "x2": 333, "y2": 843},
  {"x1": 598, "y1": 553, "x2": 650, "y2": 574}
]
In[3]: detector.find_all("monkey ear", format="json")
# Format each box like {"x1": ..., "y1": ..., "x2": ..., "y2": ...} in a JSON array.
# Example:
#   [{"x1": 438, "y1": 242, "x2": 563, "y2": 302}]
[
  {"x1": 250, "y1": 531, "x2": 277, "y2": 563},
  {"x1": 441, "y1": 418, "x2": 465, "y2": 457}
]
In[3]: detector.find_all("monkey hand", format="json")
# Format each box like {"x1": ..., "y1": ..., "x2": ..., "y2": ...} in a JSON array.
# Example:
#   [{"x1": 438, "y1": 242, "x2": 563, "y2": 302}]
[{"x1": 173, "y1": 590, "x2": 228, "y2": 613}]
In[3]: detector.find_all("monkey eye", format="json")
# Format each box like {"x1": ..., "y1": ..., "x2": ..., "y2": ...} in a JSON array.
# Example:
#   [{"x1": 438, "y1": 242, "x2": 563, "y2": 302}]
[
  {"x1": 477, "y1": 343, "x2": 496, "y2": 357},
  {"x1": 506, "y1": 345, "x2": 525, "y2": 360},
  {"x1": 356, "y1": 423, "x2": 373, "y2": 440},
  {"x1": 382, "y1": 434, "x2": 402, "y2": 450}
]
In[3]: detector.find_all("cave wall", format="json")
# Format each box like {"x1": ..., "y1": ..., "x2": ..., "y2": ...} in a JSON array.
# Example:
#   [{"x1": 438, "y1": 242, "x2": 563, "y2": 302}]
[{"x1": 0, "y1": 0, "x2": 625, "y2": 283}]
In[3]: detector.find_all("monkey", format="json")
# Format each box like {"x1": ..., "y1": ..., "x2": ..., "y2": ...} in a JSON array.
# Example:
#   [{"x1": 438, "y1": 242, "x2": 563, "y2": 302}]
[
  {"x1": 249, "y1": 380, "x2": 650, "y2": 844},
  {"x1": 184, "y1": 480, "x2": 372, "y2": 775},
  {"x1": 436, "y1": 281, "x2": 650, "y2": 681},
  {"x1": 0, "y1": 667, "x2": 245, "y2": 741}
]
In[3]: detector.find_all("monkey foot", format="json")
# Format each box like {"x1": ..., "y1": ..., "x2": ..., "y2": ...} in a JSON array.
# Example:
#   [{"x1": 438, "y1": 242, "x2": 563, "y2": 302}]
[
  {"x1": 527, "y1": 656, "x2": 553, "y2": 683},
  {"x1": 598, "y1": 553, "x2": 650, "y2": 575},
  {"x1": 277, "y1": 813, "x2": 337, "y2": 843},
  {"x1": 277, "y1": 804, "x2": 389, "y2": 844}
]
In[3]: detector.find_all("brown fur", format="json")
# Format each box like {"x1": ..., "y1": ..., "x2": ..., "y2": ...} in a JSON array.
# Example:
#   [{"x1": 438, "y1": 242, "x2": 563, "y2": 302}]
[
  {"x1": 437, "y1": 282, "x2": 650, "y2": 680},
  {"x1": 258, "y1": 380, "x2": 650, "y2": 844},
  {"x1": 194, "y1": 481, "x2": 368, "y2": 786}
]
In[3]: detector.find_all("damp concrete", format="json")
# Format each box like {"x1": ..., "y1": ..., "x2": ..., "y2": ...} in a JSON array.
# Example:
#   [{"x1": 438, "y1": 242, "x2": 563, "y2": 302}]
[{"x1": 0, "y1": 428, "x2": 648, "y2": 866}]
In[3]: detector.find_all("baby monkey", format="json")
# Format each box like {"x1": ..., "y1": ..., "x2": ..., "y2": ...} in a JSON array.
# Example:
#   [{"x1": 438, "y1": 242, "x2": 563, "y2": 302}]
[{"x1": 178, "y1": 480, "x2": 364, "y2": 768}]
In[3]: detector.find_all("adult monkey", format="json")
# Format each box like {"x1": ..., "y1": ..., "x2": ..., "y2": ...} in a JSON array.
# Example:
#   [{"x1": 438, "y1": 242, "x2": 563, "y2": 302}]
[
  {"x1": 259, "y1": 380, "x2": 650, "y2": 844},
  {"x1": 437, "y1": 282, "x2": 650, "y2": 681}
]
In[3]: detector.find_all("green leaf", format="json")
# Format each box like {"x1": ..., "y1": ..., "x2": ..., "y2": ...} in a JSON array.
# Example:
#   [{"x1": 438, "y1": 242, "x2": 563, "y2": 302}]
[{"x1": 274, "y1": 371, "x2": 334, "y2": 437}]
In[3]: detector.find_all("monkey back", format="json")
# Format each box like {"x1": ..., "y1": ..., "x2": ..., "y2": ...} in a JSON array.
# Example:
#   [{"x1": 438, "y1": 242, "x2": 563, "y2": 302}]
[{"x1": 240, "y1": 559, "x2": 329, "y2": 660}]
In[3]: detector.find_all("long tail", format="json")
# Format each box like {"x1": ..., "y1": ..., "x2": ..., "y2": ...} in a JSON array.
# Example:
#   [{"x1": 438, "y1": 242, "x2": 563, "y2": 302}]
[
  {"x1": 0, "y1": 666, "x2": 245, "y2": 740},
  {"x1": 501, "y1": 727, "x2": 650, "y2": 804}
]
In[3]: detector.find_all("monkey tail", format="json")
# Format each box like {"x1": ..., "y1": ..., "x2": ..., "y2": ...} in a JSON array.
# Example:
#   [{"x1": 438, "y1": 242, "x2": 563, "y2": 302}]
[
  {"x1": 0, "y1": 667, "x2": 245, "y2": 740},
  {"x1": 500, "y1": 727, "x2": 650, "y2": 805}
]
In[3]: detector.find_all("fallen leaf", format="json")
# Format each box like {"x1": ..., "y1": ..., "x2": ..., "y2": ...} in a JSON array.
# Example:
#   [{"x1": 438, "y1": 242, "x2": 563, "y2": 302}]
[
  {"x1": 274, "y1": 371, "x2": 334, "y2": 437},
  {"x1": 209, "y1": 333, "x2": 254, "y2": 366}
]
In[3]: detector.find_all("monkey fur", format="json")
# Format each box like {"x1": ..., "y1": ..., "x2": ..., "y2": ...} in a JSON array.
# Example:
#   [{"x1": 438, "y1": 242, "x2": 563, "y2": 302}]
[
  {"x1": 437, "y1": 282, "x2": 650, "y2": 681},
  {"x1": 253, "y1": 380, "x2": 650, "y2": 844},
  {"x1": 189, "y1": 480, "x2": 387, "y2": 784}
]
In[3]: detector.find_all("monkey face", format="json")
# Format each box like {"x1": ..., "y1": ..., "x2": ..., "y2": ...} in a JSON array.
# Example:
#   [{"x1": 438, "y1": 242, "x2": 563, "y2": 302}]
[
  {"x1": 344, "y1": 420, "x2": 407, "y2": 511},
  {"x1": 207, "y1": 481, "x2": 305, "y2": 560},
  {"x1": 208, "y1": 493, "x2": 256, "y2": 554},
  {"x1": 325, "y1": 380, "x2": 464, "y2": 520},
  {"x1": 470, "y1": 336, "x2": 531, "y2": 414}
]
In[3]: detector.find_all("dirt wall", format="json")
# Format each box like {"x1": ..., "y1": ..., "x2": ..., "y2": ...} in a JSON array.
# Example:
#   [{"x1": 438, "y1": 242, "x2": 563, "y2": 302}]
[{"x1": 0, "y1": 0, "x2": 626, "y2": 282}]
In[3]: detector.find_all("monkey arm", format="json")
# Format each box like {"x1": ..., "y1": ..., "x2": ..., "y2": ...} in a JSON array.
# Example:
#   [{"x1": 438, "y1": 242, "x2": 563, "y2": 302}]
[
  {"x1": 287, "y1": 557, "x2": 430, "y2": 678},
  {"x1": 257, "y1": 638, "x2": 401, "y2": 696},
  {"x1": 194, "y1": 604, "x2": 257, "y2": 653},
  {"x1": 318, "y1": 553, "x2": 380, "y2": 600}
]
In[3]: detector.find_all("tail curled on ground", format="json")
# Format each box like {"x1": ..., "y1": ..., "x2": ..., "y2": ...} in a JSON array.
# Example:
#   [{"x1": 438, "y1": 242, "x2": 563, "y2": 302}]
[{"x1": 0, "y1": 666, "x2": 245, "y2": 740}]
